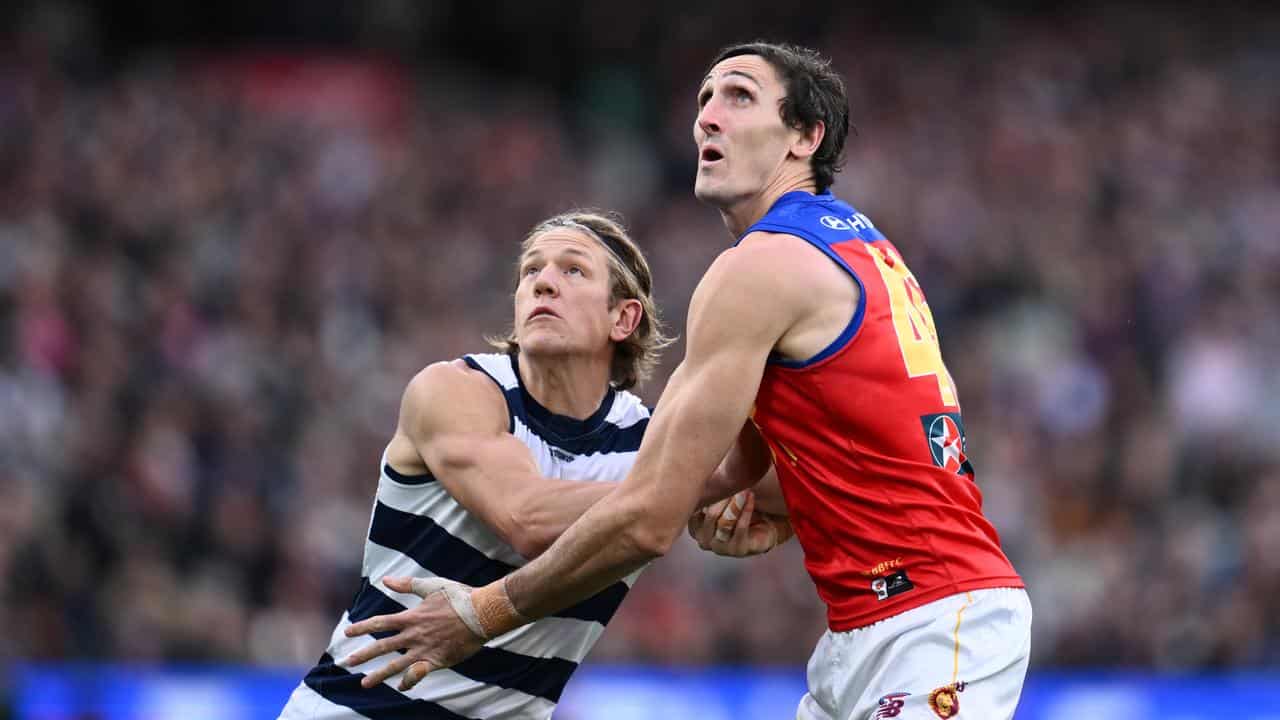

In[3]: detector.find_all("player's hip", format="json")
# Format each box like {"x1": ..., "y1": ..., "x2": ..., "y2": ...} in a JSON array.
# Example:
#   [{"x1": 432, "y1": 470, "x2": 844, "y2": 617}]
[{"x1": 799, "y1": 587, "x2": 1032, "y2": 720}]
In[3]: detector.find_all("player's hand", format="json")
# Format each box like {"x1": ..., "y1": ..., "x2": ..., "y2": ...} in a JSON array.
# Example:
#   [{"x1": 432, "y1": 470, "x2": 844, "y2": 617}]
[
  {"x1": 341, "y1": 576, "x2": 486, "y2": 691},
  {"x1": 688, "y1": 491, "x2": 793, "y2": 557}
]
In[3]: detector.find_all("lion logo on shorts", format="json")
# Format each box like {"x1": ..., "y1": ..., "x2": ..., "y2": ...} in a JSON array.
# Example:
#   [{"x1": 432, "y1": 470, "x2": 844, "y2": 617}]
[{"x1": 928, "y1": 681, "x2": 966, "y2": 718}]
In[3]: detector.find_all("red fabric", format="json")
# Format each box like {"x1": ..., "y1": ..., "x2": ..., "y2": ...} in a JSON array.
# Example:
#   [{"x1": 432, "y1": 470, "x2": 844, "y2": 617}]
[{"x1": 753, "y1": 238, "x2": 1022, "y2": 631}]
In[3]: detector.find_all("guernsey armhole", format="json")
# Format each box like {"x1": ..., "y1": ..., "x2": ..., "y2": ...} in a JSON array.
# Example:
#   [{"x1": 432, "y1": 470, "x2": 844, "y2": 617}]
[
  {"x1": 767, "y1": 237, "x2": 868, "y2": 370},
  {"x1": 462, "y1": 354, "x2": 517, "y2": 433}
]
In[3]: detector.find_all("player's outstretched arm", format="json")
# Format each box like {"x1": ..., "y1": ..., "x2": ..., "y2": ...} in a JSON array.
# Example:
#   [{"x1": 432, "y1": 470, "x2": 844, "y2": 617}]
[
  {"x1": 397, "y1": 361, "x2": 617, "y2": 558},
  {"x1": 343, "y1": 239, "x2": 809, "y2": 690}
]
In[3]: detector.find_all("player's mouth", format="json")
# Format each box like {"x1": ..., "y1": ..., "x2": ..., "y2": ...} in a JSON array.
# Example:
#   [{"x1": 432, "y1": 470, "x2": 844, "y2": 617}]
[
  {"x1": 700, "y1": 145, "x2": 725, "y2": 165},
  {"x1": 528, "y1": 306, "x2": 560, "y2": 322}
]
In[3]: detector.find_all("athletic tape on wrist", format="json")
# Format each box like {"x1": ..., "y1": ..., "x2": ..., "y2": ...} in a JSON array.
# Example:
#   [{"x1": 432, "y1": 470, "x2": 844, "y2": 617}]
[{"x1": 471, "y1": 578, "x2": 529, "y2": 639}]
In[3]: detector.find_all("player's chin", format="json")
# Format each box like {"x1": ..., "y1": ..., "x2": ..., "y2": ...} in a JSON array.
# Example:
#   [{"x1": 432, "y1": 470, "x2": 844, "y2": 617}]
[
  {"x1": 693, "y1": 181, "x2": 732, "y2": 207},
  {"x1": 519, "y1": 333, "x2": 575, "y2": 358}
]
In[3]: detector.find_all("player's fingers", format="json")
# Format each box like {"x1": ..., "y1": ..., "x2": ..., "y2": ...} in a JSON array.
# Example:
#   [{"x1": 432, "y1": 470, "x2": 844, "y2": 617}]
[
  {"x1": 746, "y1": 516, "x2": 778, "y2": 556},
  {"x1": 345, "y1": 609, "x2": 411, "y2": 638},
  {"x1": 726, "y1": 492, "x2": 756, "y2": 555},
  {"x1": 397, "y1": 660, "x2": 438, "y2": 692},
  {"x1": 382, "y1": 576, "x2": 418, "y2": 595},
  {"x1": 714, "y1": 492, "x2": 748, "y2": 542},
  {"x1": 694, "y1": 499, "x2": 729, "y2": 548},
  {"x1": 406, "y1": 576, "x2": 464, "y2": 598},
  {"x1": 359, "y1": 653, "x2": 416, "y2": 689},
  {"x1": 342, "y1": 633, "x2": 406, "y2": 669},
  {"x1": 688, "y1": 511, "x2": 707, "y2": 543}
]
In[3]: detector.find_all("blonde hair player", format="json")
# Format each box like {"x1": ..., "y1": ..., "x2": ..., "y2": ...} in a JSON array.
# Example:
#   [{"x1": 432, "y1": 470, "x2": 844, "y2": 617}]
[{"x1": 279, "y1": 210, "x2": 693, "y2": 720}]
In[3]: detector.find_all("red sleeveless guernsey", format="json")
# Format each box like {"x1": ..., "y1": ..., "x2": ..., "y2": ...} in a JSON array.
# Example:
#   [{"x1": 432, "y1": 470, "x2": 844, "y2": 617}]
[{"x1": 743, "y1": 191, "x2": 1023, "y2": 631}]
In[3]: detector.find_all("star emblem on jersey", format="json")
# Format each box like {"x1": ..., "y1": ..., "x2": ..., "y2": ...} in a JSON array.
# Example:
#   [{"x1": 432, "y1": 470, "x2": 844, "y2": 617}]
[{"x1": 920, "y1": 413, "x2": 974, "y2": 477}]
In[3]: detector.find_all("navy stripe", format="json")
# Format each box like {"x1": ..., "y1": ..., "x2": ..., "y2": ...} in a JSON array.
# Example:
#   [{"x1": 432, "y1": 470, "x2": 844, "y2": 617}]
[
  {"x1": 349, "y1": 580, "x2": 579, "y2": 702},
  {"x1": 516, "y1": 413, "x2": 647, "y2": 456},
  {"x1": 304, "y1": 653, "x2": 475, "y2": 720},
  {"x1": 383, "y1": 464, "x2": 437, "y2": 485},
  {"x1": 369, "y1": 502, "x2": 509, "y2": 586},
  {"x1": 367, "y1": 503, "x2": 630, "y2": 624}
]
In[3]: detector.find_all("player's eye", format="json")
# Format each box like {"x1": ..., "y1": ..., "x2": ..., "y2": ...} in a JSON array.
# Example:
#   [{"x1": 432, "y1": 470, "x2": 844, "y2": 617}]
[
  {"x1": 732, "y1": 88, "x2": 752, "y2": 104},
  {"x1": 567, "y1": 265, "x2": 584, "y2": 276},
  {"x1": 522, "y1": 265, "x2": 540, "y2": 277},
  {"x1": 697, "y1": 89, "x2": 711, "y2": 108}
]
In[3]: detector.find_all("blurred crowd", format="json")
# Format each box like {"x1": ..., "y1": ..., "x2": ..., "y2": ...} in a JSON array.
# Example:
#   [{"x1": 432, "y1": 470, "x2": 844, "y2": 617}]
[{"x1": 1, "y1": 2, "x2": 1278, "y2": 684}]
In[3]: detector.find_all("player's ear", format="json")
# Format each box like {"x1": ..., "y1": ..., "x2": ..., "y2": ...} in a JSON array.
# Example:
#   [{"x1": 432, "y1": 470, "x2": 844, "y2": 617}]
[
  {"x1": 790, "y1": 120, "x2": 824, "y2": 160},
  {"x1": 610, "y1": 298, "x2": 643, "y2": 342}
]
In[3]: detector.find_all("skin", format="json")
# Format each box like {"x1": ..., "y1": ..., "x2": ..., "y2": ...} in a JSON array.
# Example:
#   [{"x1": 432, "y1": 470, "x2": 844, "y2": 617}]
[
  {"x1": 345, "y1": 54, "x2": 863, "y2": 690},
  {"x1": 340, "y1": 228, "x2": 649, "y2": 686}
]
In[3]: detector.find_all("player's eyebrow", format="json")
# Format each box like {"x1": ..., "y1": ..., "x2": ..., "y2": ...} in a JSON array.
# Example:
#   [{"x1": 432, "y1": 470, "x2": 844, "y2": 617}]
[{"x1": 701, "y1": 70, "x2": 763, "y2": 89}]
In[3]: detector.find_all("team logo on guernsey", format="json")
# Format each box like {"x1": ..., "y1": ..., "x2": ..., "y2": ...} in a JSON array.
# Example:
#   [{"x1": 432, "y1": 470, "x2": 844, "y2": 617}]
[
  {"x1": 874, "y1": 692, "x2": 910, "y2": 718},
  {"x1": 928, "y1": 681, "x2": 966, "y2": 718},
  {"x1": 921, "y1": 413, "x2": 975, "y2": 477}
]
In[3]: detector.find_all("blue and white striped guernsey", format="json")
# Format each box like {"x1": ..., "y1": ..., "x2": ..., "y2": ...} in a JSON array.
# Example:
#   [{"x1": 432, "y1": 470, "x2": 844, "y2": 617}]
[{"x1": 279, "y1": 353, "x2": 650, "y2": 720}]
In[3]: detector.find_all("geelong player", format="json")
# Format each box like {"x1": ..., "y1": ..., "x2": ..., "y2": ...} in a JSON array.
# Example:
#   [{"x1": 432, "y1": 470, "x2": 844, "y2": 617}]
[
  {"x1": 278, "y1": 211, "x2": 672, "y2": 719},
  {"x1": 347, "y1": 43, "x2": 1032, "y2": 720}
]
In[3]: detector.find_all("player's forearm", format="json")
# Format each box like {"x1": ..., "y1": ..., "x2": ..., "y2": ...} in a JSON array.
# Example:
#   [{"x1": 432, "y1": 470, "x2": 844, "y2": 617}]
[
  {"x1": 698, "y1": 422, "x2": 772, "y2": 506},
  {"x1": 512, "y1": 480, "x2": 615, "y2": 558},
  {"x1": 502, "y1": 363, "x2": 753, "y2": 620},
  {"x1": 505, "y1": 485, "x2": 661, "y2": 617},
  {"x1": 751, "y1": 467, "x2": 788, "y2": 515}
]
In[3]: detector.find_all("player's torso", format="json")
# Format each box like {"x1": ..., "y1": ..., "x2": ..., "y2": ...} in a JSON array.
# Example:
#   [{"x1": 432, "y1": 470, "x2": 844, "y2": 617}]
[
  {"x1": 743, "y1": 192, "x2": 1022, "y2": 631},
  {"x1": 293, "y1": 353, "x2": 647, "y2": 720}
]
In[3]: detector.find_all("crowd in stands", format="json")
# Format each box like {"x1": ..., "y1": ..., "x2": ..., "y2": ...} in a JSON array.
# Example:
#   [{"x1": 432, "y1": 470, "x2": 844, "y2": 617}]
[{"x1": 2, "y1": 4, "x2": 1277, "y2": 678}]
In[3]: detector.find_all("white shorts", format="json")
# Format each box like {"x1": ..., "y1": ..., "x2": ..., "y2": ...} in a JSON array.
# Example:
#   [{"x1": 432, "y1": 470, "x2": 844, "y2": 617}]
[{"x1": 796, "y1": 587, "x2": 1031, "y2": 720}]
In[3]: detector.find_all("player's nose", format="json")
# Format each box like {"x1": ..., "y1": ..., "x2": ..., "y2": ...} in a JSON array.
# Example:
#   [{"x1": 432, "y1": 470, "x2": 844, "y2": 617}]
[
  {"x1": 696, "y1": 103, "x2": 721, "y2": 137},
  {"x1": 532, "y1": 269, "x2": 558, "y2": 297}
]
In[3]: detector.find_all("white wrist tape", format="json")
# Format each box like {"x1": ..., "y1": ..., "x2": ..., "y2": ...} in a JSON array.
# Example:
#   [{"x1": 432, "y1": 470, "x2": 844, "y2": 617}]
[{"x1": 411, "y1": 577, "x2": 488, "y2": 639}]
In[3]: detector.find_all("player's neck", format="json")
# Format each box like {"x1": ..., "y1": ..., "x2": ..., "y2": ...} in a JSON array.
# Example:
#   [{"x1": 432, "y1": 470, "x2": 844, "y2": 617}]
[
  {"x1": 517, "y1": 352, "x2": 613, "y2": 420},
  {"x1": 719, "y1": 171, "x2": 817, "y2": 238}
]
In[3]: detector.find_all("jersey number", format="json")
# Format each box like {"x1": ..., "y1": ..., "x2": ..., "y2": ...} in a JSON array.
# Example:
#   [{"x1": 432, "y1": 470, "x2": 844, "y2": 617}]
[{"x1": 866, "y1": 244, "x2": 958, "y2": 407}]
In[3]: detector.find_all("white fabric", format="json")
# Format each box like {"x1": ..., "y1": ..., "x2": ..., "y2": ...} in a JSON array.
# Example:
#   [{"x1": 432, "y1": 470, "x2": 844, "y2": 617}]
[{"x1": 795, "y1": 588, "x2": 1032, "y2": 720}]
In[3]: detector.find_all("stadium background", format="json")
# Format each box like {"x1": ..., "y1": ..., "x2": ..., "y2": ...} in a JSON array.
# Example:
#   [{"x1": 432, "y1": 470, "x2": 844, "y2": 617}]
[{"x1": 2, "y1": 0, "x2": 1278, "y2": 717}]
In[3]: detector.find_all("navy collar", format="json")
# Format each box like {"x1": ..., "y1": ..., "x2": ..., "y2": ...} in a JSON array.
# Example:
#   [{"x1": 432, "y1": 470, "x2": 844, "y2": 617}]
[{"x1": 512, "y1": 353, "x2": 616, "y2": 439}]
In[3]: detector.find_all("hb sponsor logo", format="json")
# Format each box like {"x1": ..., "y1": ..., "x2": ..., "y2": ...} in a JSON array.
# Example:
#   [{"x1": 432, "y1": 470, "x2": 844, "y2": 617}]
[
  {"x1": 920, "y1": 412, "x2": 975, "y2": 478},
  {"x1": 819, "y1": 212, "x2": 879, "y2": 234}
]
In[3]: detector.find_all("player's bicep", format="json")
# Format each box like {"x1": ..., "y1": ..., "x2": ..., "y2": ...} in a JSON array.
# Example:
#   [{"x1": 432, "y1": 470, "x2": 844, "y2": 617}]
[
  {"x1": 618, "y1": 247, "x2": 798, "y2": 539},
  {"x1": 399, "y1": 364, "x2": 541, "y2": 538}
]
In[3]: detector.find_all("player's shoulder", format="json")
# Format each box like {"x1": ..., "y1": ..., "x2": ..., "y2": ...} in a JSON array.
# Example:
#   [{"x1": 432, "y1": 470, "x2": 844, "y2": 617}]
[
  {"x1": 712, "y1": 231, "x2": 834, "y2": 291},
  {"x1": 608, "y1": 386, "x2": 652, "y2": 424},
  {"x1": 403, "y1": 356, "x2": 508, "y2": 425}
]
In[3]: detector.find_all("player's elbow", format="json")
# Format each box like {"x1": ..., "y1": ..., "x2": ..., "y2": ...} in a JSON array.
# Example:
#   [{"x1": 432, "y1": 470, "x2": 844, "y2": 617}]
[
  {"x1": 623, "y1": 523, "x2": 677, "y2": 560},
  {"x1": 511, "y1": 534, "x2": 551, "y2": 560},
  {"x1": 501, "y1": 505, "x2": 558, "y2": 559},
  {"x1": 616, "y1": 497, "x2": 681, "y2": 560},
  {"x1": 509, "y1": 524, "x2": 555, "y2": 559},
  {"x1": 495, "y1": 511, "x2": 537, "y2": 559}
]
